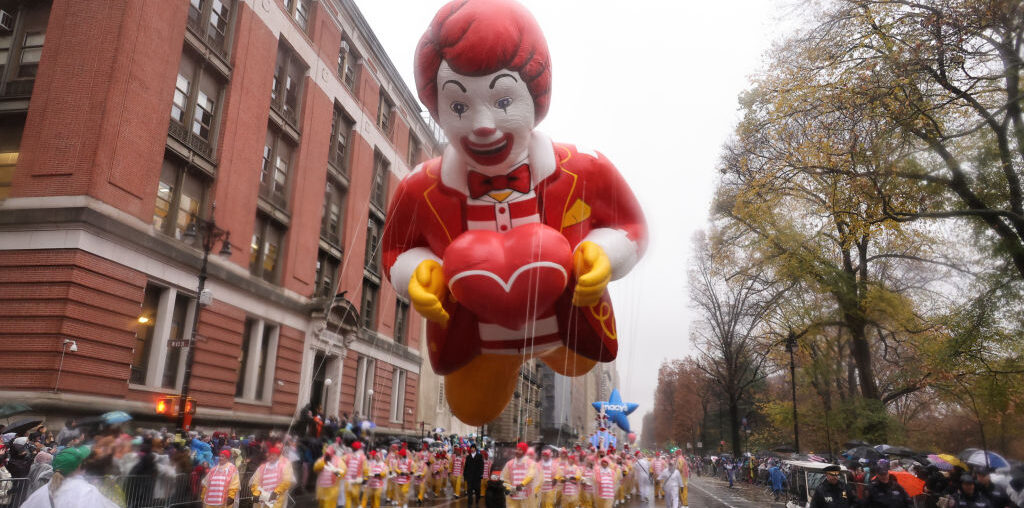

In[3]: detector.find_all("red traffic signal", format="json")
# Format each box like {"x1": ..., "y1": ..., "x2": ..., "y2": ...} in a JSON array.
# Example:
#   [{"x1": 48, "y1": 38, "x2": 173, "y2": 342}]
[{"x1": 154, "y1": 395, "x2": 197, "y2": 416}]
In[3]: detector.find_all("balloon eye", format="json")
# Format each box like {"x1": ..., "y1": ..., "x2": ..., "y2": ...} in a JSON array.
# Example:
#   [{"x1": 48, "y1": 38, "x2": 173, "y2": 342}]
[
  {"x1": 495, "y1": 97, "x2": 512, "y2": 112},
  {"x1": 450, "y1": 102, "x2": 469, "y2": 119}
]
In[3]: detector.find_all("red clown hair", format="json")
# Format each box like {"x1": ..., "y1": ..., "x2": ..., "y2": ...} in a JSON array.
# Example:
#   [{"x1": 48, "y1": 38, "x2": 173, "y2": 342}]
[{"x1": 414, "y1": 0, "x2": 552, "y2": 123}]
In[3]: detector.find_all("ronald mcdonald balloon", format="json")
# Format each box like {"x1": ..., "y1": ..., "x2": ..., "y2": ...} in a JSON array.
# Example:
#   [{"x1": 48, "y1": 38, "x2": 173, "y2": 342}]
[{"x1": 381, "y1": 0, "x2": 648, "y2": 425}]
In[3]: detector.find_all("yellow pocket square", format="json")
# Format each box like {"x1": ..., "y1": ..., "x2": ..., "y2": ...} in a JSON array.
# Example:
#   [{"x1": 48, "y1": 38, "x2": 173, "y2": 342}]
[{"x1": 562, "y1": 199, "x2": 591, "y2": 228}]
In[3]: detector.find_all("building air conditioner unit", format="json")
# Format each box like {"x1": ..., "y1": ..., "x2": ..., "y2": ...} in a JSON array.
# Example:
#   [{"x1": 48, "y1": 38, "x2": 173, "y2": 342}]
[
  {"x1": 339, "y1": 40, "x2": 349, "y2": 53},
  {"x1": 199, "y1": 288, "x2": 213, "y2": 306},
  {"x1": 0, "y1": 10, "x2": 12, "y2": 32}
]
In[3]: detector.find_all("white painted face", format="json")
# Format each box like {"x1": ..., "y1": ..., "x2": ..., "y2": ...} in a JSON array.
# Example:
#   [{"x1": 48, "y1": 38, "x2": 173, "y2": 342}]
[{"x1": 436, "y1": 61, "x2": 535, "y2": 170}]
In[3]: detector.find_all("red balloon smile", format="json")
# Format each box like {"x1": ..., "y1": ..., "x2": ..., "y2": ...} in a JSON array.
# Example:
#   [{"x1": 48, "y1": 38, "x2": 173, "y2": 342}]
[{"x1": 461, "y1": 133, "x2": 514, "y2": 167}]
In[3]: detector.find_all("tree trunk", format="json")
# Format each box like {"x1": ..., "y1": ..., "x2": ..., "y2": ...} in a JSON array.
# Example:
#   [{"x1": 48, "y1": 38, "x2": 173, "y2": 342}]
[
  {"x1": 848, "y1": 320, "x2": 880, "y2": 400},
  {"x1": 729, "y1": 395, "x2": 742, "y2": 458}
]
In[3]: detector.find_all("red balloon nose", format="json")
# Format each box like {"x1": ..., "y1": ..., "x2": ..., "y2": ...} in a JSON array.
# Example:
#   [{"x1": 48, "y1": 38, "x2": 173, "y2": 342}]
[{"x1": 473, "y1": 127, "x2": 497, "y2": 137}]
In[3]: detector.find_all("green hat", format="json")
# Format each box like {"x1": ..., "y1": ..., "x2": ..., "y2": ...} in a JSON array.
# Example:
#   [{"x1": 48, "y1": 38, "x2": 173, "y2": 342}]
[{"x1": 52, "y1": 445, "x2": 91, "y2": 475}]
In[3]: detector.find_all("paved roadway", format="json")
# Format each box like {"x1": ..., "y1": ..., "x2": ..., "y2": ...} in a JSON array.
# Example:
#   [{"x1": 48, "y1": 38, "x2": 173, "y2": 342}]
[{"x1": 293, "y1": 477, "x2": 788, "y2": 508}]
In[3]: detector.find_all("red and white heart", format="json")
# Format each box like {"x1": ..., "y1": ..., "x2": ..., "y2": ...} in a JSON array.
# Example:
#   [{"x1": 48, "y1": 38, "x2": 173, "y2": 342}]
[{"x1": 443, "y1": 223, "x2": 573, "y2": 330}]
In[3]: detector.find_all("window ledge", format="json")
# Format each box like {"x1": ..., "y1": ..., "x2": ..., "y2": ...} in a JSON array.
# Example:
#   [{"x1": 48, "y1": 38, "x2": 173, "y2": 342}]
[
  {"x1": 234, "y1": 397, "x2": 273, "y2": 407},
  {"x1": 129, "y1": 383, "x2": 181, "y2": 394}
]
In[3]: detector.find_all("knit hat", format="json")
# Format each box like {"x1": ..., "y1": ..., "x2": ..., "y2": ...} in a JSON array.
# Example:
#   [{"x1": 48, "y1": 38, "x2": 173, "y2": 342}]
[{"x1": 53, "y1": 445, "x2": 91, "y2": 475}]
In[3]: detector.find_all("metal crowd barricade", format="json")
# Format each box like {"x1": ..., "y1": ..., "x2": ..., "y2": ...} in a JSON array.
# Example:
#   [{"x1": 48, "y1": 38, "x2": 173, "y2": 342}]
[{"x1": 0, "y1": 477, "x2": 33, "y2": 508}]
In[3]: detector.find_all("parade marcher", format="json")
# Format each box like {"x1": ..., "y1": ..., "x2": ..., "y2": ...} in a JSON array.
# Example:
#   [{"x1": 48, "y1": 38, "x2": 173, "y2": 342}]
[
  {"x1": 501, "y1": 442, "x2": 536, "y2": 508},
  {"x1": 363, "y1": 450, "x2": 389, "y2": 508},
  {"x1": 21, "y1": 445, "x2": 119, "y2": 508},
  {"x1": 658, "y1": 462, "x2": 683, "y2": 508},
  {"x1": 251, "y1": 444, "x2": 294, "y2": 508},
  {"x1": 652, "y1": 454, "x2": 666, "y2": 499},
  {"x1": 412, "y1": 447, "x2": 429, "y2": 504},
  {"x1": 540, "y1": 449, "x2": 560, "y2": 508},
  {"x1": 594, "y1": 457, "x2": 619, "y2": 508},
  {"x1": 975, "y1": 467, "x2": 1015, "y2": 508},
  {"x1": 953, "y1": 474, "x2": 994, "y2": 508},
  {"x1": 387, "y1": 443, "x2": 401, "y2": 505},
  {"x1": 865, "y1": 463, "x2": 913, "y2": 508},
  {"x1": 633, "y1": 452, "x2": 654, "y2": 506},
  {"x1": 810, "y1": 465, "x2": 855, "y2": 508},
  {"x1": 580, "y1": 456, "x2": 597, "y2": 508},
  {"x1": 673, "y1": 450, "x2": 689, "y2": 508},
  {"x1": 452, "y1": 447, "x2": 467, "y2": 498},
  {"x1": 561, "y1": 455, "x2": 582, "y2": 508},
  {"x1": 392, "y1": 447, "x2": 414, "y2": 508},
  {"x1": 481, "y1": 449, "x2": 494, "y2": 500},
  {"x1": 202, "y1": 449, "x2": 240, "y2": 508},
  {"x1": 313, "y1": 446, "x2": 346, "y2": 508},
  {"x1": 465, "y1": 444, "x2": 485, "y2": 506},
  {"x1": 431, "y1": 451, "x2": 449, "y2": 498},
  {"x1": 345, "y1": 442, "x2": 369, "y2": 508}
]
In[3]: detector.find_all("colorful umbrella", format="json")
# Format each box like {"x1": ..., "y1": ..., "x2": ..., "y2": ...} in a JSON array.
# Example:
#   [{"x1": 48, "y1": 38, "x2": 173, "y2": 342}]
[
  {"x1": 891, "y1": 471, "x2": 925, "y2": 497},
  {"x1": 938, "y1": 454, "x2": 967, "y2": 469},
  {"x1": 927, "y1": 454, "x2": 953, "y2": 472},
  {"x1": 961, "y1": 450, "x2": 1010, "y2": 469}
]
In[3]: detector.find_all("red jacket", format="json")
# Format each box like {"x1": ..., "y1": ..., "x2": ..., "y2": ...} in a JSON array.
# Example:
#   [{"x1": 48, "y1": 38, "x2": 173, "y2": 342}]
[{"x1": 382, "y1": 137, "x2": 647, "y2": 374}]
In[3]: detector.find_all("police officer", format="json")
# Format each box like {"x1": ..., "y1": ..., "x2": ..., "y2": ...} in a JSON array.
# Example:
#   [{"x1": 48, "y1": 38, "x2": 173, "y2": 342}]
[
  {"x1": 810, "y1": 465, "x2": 856, "y2": 508},
  {"x1": 954, "y1": 474, "x2": 994, "y2": 508},
  {"x1": 974, "y1": 467, "x2": 1015, "y2": 508},
  {"x1": 864, "y1": 463, "x2": 913, "y2": 508}
]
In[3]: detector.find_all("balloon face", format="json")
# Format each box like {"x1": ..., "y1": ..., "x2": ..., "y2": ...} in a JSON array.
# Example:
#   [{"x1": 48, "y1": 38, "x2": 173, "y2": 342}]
[
  {"x1": 443, "y1": 223, "x2": 572, "y2": 330},
  {"x1": 436, "y1": 61, "x2": 535, "y2": 169}
]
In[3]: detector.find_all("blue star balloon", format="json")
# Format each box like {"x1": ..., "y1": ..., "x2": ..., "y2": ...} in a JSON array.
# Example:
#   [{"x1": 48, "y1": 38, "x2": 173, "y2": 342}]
[{"x1": 592, "y1": 389, "x2": 638, "y2": 433}]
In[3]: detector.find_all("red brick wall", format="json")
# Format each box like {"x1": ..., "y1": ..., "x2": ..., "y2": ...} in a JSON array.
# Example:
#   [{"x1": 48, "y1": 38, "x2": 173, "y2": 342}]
[
  {"x1": 12, "y1": 0, "x2": 187, "y2": 222},
  {"x1": 0, "y1": 249, "x2": 145, "y2": 396},
  {"x1": 272, "y1": 324, "x2": 304, "y2": 415}
]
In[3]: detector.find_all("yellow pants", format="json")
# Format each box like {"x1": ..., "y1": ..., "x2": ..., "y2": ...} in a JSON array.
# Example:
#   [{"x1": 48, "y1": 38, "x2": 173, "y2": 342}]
[
  {"x1": 541, "y1": 490, "x2": 558, "y2": 508},
  {"x1": 481, "y1": 479, "x2": 488, "y2": 496},
  {"x1": 580, "y1": 491, "x2": 594, "y2": 508},
  {"x1": 433, "y1": 476, "x2": 446, "y2": 496},
  {"x1": 346, "y1": 483, "x2": 363, "y2": 508},
  {"x1": 316, "y1": 484, "x2": 340, "y2": 508},
  {"x1": 451, "y1": 476, "x2": 464, "y2": 496},
  {"x1": 393, "y1": 483, "x2": 410, "y2": 505},
  {"x1": 562, "y1": 493, "x2": 580, "y2": 508},
  {"x1": 415, "y1": 480, "x2": 426, "y2": 501},
  {"x1": 595, "y1": 497, "x2": 613, "y2": 508},
  {"x1": 681, "y1": 483, "x2": 688, "y2": 506},
  {"x1": 655, "y1": 480, "x2": 664, "y2": 498},
  {"x1": 362, "y1": 487, "x2": 383, "y2": 508},
  {"x1": 507, "y1": 497, "x2": 530, "y2": 508}
]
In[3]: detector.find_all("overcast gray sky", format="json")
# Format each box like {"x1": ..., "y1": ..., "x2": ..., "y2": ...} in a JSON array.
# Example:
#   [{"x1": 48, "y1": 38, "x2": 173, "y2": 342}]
[{"x1": 355, "y1": 0, "x2": 792, "y2": 438}]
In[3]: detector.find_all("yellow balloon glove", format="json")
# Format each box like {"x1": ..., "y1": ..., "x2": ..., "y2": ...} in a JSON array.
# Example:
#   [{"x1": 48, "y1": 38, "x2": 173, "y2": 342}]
[
  {"x1": 573, "y1": 241, "x2": 611, "y2": 306},
  {"x1": 408, "y1": 259, "x2": 449, "y2": 326}
]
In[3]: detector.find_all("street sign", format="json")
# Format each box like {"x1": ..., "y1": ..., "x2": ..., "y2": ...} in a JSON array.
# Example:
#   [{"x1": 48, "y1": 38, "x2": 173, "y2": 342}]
[
  {"x1": 686, "y1": 442, "x2": 692, "y2": 449},
  {"x1": 167, "y1": 340, "x2": 192, "y2": 348},
  {"x1": 697, "y1": 442, "x2": 703, "y2": 448}
]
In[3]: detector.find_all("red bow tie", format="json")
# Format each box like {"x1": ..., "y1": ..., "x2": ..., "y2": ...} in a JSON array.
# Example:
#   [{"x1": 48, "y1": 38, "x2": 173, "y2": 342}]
[{"x1": 467, "y1": 164, "x2": 531, "y2": 199}]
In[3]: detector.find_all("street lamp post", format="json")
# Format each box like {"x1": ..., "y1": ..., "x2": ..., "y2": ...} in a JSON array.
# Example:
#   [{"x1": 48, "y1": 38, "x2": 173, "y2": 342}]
[
  {"x1": 179, "y1": 217, "x2": 231, "y2": 432},
  {"x1": 785, "y1": 331, "x2": 800, "y2": 453}
]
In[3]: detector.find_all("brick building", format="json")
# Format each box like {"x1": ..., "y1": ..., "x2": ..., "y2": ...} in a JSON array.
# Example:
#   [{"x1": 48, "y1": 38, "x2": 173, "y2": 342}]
[{"x1": 0, "y1": 0, "x2": 442, "y2": 437}]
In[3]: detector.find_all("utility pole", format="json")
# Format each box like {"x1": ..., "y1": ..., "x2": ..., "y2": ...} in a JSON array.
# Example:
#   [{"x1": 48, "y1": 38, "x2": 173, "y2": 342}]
[{"x1": 786, "y1": 331, "x2": 800, "y2": 453}]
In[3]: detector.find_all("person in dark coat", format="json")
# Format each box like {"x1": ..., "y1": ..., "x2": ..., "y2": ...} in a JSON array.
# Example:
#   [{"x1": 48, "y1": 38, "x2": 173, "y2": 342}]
[
  {"x1": 974, "y1": 467, "x2": 1015, "y2": 508},
  {"x1": 810, "y1": 465, "x2": 856, "y2": 508},
  {"x1": 464, "y1": 444, "x2": 485, "y2": 506},
  {"x1": 864, "y1": 463, "x2": 913, "y2": 508},
  {"x1": 954, "y1": 474, "x2": 993, "y2": 508}
]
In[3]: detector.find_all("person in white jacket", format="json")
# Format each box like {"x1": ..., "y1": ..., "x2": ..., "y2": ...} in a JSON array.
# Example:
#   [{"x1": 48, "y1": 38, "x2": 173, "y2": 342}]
[
  {"x1": 657, "y1": 463, "x2": 683, "y2": 508},
  {"x1": 632, "y1": 453, "x2": 654, "y2": 507},
  {"x1": 21, "y1": 445, "x2": 119, "y2": 508}
]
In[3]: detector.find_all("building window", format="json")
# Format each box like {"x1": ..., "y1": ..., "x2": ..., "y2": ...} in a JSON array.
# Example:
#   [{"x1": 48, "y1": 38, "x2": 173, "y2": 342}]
[
  {"x1": 394, "y1": 299, "x2": 409, "y2": 344},
  {"x1": 390, "y1": 368, "x2": 407, "y2": 423},
  {"x1": 360, "y1": 278, "x2": 378, "y2": 330},
  {"x1": 250, "y1": 213, "x2": 285, "y2": 283},
  {"x1": 284, "y1": 0, "x2": 311, "y2": 31},
  {"x1": 338, "y1": 37, "x2": 358, "y2": 90},
  {"x1": 329, "y1": 107, "x2": 354, "y2": 173},
  {"x1": 364, "y1": 216, "x2": 383, "y2": 274},
  {"x1": 370, "y1": 151, "x2": 389, "y2": 210},
  {"x1": 235, "y1": 318, "x2": 279, "y2": 402},
  {"x1": 0, "y1": 114, "x2": 24, "y2": 200},
  {"x1": 259, "y1": 127, "x2": 294, "y2": 207},
  {"x1": 377, "y1": 88, "x2": 393, "y2": 134},
  {"x1": 131, "y1": 284, "x2": 196, "y2": 389},
  {"x1": 0, "y1": 3, "x2": 49, "y2": 97},
  {"x1": 354, "y1": 355, "x2": 376, "y2": 418},
  {"x1": 315, "y1": 249, "x2": 340, "y2": 298},
  {"x1": 437, "y1": 380, "x2": 447, "y2": 413},
  {"x1": 321, "y1": 180, "x2": 346, "y2": 246},
  {"x1": 168, "y1": 50, "x2": 224, "y2": 159},
  {"x1": 17, "y1": 32, "x2": 43, "y2": 78},
  {"x1": 187, "y1": 0, "x2": 234, "y2": 57},
  {"x1": 408, "y1": 134, "x2": 421, "y2": 166},
  {"x1": 271, "y1": 44, "x2": 305, "y2": 126},
  {"x1": 154, "y1": 156, "x2": 210, "y2": 240}
]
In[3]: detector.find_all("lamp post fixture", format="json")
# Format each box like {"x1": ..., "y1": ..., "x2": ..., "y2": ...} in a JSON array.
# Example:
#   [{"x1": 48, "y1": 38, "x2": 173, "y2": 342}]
[
  {"x1": 53, "y1": 339, "x2": 78, "y2": 393},
  {"x1": 785, "y1": 331, "x2": 800, "y2": 453},
  {"x1": 179, "y1": 217, "x2": 232, "y2": 431}
]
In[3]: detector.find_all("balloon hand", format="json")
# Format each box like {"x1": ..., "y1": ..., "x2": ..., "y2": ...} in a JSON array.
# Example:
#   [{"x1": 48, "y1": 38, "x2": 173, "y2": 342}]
[
  {"x1": 572, "y1": 241, "x2": 611, "y2": 306},
  {"x1": 409, "y1": 259, "x2": 449, "y2": 326}
]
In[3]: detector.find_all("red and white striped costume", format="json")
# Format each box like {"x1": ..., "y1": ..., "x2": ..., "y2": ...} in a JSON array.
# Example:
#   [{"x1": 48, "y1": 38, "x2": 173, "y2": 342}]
[
  {"x1": 452, "y1": 455, "x2": 465, "y2": 476},
  {"x1": 345, "y1": 452, "x2": 365, "y2": 481},
  {"x1": 483, "y1": 458, "x2": 493, "y2": 479},
  {"x1": 317, "y1": 456, "x2": 343, "y2": 488},
  {"x1": 595, "y1": 468, "x2": 616, "y2": 499},
  {"x1": 505, "y1": 458, "x2": 533, "y2": 500},
  {"x1": 366, "y1": 461, "x2": 388, "y2": 489},
  {"x1": 203, "y1": 463, "x2": 237, "y2": 506},
  {"x1": 393, "y1": 458, "x2": 412, "y2": 484},
  {"x1": 562, "y1": 465, "x2": 581, "y2": 496},
  {"x1": 581, "y1": 467, "x2": 595, "y2": 493},
  {"x1": 431, "y1": 458, "x2": 447, "y2": 477},
  {"x1": 540, "y1": 461, "x2": 556, "y2": 492},
  {"x1": 652, "y1": 458, "x2": 666, "y2": 476}
]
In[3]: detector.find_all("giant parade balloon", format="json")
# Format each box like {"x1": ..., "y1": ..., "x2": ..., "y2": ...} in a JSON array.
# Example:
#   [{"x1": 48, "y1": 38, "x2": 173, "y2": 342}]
[
  {"x1": 592, "y1": 389, "x2": 639, "y2": 433},
  {"x1": 381, "y1": 0, "x2": 648, "y2": 425}
]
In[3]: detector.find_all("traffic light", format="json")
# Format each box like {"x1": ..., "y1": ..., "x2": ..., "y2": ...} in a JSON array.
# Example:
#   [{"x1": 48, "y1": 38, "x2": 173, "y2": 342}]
[{"x1": 154, "y1": 395, "x2": 196, "y2": 417}]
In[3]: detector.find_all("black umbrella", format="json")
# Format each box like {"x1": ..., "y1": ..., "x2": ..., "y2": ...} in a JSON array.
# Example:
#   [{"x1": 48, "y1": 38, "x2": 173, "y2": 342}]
[
  {"x1": 843, "y1": 439, "x2": 869, "y2": 448},
  {"x1": 0, "y1": 418, "x2": 43, "y2": 436},
  {"x1": 846, "y1": 446, "x2": 882, "y2": 461},
  {"x1": 772, "y1": 445, "x2": 797, "y2": 453},
  {"x1": 0, "y1": 403, "x2": 32, "y2": 419},
  {"x1": 887, "y1": 446, "x2": 916, "y2": 457}
]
